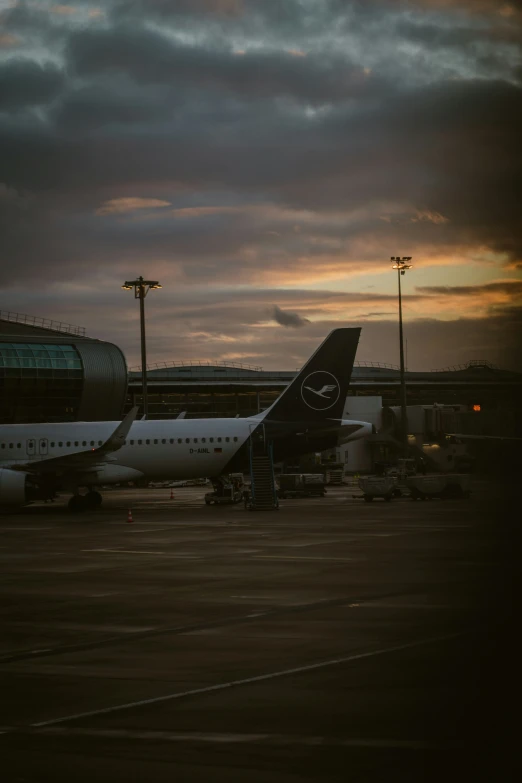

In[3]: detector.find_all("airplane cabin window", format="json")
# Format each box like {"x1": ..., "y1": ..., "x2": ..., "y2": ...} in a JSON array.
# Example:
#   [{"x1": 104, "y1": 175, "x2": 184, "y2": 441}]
[
  {"x1": 130, "y1": 440, "x2": 134, "y2": 445},
  {"x1": 145, "y1": 439, "x2": 150, "y2": 445},
  {"x1": 138, "y1": 440, "x2": 142, "y2": 445},
  {"x1": 74, "y1": 441, "x2": 79, "y2": 447},
  {"x1": 58, "y1": 442, "x2": 63, "y2": 447},
  {"x1": 233, "y1": 437, "x2": 238, "y2": 442},
  {"x1": 9, "y1": 444, "x2": 13, "y2": 448},
  {"x1": 98, "y1": 441, "x2": 102, "y2": 445},
  {"x1": 217, "y1": 437, "x2": 222, "y2": 442},
  {"x1": 82, "y1": 441, "x2": 86, "y2": 446},
  {"x1": 201, "y1": 438, "x2": 206, "y2": 443},
  {"x1": 209, "y1": 437, "x2": 214, "y2": 443},
  {"x1": 153, "y1": 439, "x2": 158, "y2": 445},
  {"x1": 225, "y1": 437, "x2": 230, "y2": 442},
  {"x1": 17, "y1": 443, "x2": 21, "y2": 448},
  {"x1": 50, "y1": 442, "x2": 55, "y2": 447},
  {"x1": 177, "y1": 438, "x2": 182, "y2": 444},
  {"x1": 66, "y1": 441, "x2": 71, "y2": 447},
  {"x1": 162, "y1": 439, "x2": 166, "y2": 444},
  {"x1": 90, "y1": 441, "x2": 94, "y2": 446},
  {"x1": 194, "y1": 438, "x2": 198, "y2": 443},
  {"x1": 185, "y1": 438, "x2": 190, "y2": 443}
]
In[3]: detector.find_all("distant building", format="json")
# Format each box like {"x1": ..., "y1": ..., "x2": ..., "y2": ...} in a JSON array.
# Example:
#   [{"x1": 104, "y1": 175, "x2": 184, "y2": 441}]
[
  {"x1": 0, "y1": 311, "x2": 127, "y2": 424},
  {"x1": 126, "y1": 359, "x2": 522, "y2": 419}
]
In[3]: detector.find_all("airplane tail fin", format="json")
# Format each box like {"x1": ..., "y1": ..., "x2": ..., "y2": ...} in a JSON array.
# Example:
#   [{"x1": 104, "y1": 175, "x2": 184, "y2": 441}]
[{"x1": 260, "y1": 328, "x2": 361, "y2": 423}]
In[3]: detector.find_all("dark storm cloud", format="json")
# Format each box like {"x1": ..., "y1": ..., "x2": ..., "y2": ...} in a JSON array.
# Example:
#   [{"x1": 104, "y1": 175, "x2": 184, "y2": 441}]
[
  {"x1": 0, "y1": 58, "x2": 65, "y2": 109},
  {"x1": 1, "y1": 70, "x2": 521, "y2": 282},
  {"x1": 66, "y1": 25, "x2": 378, "y2": 104},
  {"x1": 416, "y1": 281, "x2": 522, "y2": 297},
  {"x1": 271, "y1": 305, "x2": 310, "y2": 328},
  {"x1": 51, "y1": 80, "x2": 173, "y2": 131},
  {"x1": 395, "y1": 19, "x2": 522, "y2": 48}
]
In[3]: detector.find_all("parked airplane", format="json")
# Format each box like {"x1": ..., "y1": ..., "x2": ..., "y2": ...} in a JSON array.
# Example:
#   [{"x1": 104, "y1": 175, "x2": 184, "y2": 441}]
[{"x1": 0, "y1": 328, "x2": 372, "y2": 511}]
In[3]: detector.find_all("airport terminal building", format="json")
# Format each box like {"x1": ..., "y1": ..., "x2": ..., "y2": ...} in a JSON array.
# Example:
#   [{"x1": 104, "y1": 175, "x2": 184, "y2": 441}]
[
  {"x1": 125, "y1": 359, "x2": 522, "y2": 421},
  {"x1": 0, "y1": 312, "x2": 127, "y2": 424}
]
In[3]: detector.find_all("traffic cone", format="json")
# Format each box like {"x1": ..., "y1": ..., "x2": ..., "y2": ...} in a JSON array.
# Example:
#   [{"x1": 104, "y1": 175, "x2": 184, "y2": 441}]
[
  {"x1": 170, "y1": 488, "x2": 175, "y2": 500},
  {"x1": 127, "y1": 508, "x2": 133, "y2": 523}
]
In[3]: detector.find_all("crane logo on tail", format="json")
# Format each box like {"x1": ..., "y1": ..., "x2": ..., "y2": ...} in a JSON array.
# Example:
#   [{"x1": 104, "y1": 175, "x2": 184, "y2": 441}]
[{"x1": 301, "y1": 371, "x2": 340, "y2": 411}]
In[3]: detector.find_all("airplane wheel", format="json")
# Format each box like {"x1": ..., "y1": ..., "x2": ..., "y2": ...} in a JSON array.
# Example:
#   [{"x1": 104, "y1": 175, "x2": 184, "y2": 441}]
[
  {"x1": 85, "y1": 491, "x2": 102, "y2": 508},
  {"x1": 68, "y1": 494, "x2": 87, "y2": 512}
]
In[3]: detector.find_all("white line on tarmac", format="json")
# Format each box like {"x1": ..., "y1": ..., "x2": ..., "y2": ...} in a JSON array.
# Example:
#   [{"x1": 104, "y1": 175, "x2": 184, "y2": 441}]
[
  {"x1": 30, "y1": 727, "x2": 456, "y2": 749},
  {"x1": 124, "y1": 528, "x2": 172, "y2": 533},
  {"x1": 253, "y1": 555, "x2": 355, "y2": 562},
  {"x1": 83, "y1": 549, "x2": 200, "y2": 558},
  {"x1": 32, "y1": 631, "x2": 465, "y2": 728},
  {"x1": 0, "y1": 528, "x2": 55, "y2": 532}
]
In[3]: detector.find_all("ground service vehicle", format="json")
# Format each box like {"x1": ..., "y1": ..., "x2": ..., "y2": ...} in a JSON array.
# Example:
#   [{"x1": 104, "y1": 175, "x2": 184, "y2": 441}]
[
  {"x1": 278, "y1": 473, "x2": 326, "y2": 499},
  {"x1": 205, "y1": 473, "x2": 244, "y2": 505},
  {"x1": 358, "y1": 475, "x2": 396, "y2": 502}
]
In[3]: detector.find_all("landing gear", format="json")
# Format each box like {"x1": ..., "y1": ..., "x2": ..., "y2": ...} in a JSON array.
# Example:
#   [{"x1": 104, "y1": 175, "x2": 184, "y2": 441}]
[
  {"x1": 85, "y1": 490, "x2": 102, "y2": 508},
  {"x1": 67, "y1": 490, "x2": 103, "y2": 512}
]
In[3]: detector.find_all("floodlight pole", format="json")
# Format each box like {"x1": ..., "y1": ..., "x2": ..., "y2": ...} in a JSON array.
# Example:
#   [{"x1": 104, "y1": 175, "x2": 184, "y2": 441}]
[
  {"x1": 138, "y1": 282, "x2": 147, "y2": 417},
  {"x1": 391, "y1": 257, "x2": 412, "y2": 455},
  {"x1": 122, "y1": 276, "x2": 162, "y2": 419}
]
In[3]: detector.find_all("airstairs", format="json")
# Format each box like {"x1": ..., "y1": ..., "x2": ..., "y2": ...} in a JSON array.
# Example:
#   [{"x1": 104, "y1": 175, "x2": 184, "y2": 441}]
[{"x1": 248, "y1": 425, "x2": 279, "y2": 510}]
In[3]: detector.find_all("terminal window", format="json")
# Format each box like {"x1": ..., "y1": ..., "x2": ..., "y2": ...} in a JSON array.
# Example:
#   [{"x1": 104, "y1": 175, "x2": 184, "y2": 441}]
[{"x1": 0, "y1": 343, "x2": 83, "y2": 424}]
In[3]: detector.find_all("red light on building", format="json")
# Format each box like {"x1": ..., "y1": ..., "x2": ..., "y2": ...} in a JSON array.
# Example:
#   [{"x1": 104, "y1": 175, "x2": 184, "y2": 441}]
[{"x1": 473, "y1": 404, "x2": 481, "y2": 412}]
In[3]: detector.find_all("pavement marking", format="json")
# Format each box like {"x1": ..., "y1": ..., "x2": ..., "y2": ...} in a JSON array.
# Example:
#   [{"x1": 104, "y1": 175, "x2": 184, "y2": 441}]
[
  {"x1": 253, "y1": 555, "x2": 355, "y2": 562},
  {"x1": 0, "y1": 527, "x2": 55, "y2": 532},
  {"x1": 27, "y1": 727, "x2": 457, "y2": 749},
  {"x1": 123, "y1": 528, "x2": 172, "y2": 533},
  {"x1": 83, "y1": 549, "x2": 200, "y2": 558},
  {"x1": 31, "y1": 631, "x2": 466, "y2": 728},
  {"x1": 0, "y1": 591, "x2": 434, "y2": 664}
]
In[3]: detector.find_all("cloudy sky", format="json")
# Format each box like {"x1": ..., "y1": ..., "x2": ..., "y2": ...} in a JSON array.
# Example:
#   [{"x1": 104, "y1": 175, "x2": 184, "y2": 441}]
[{"x1": 1, "y1": 0, "x2": 521, "y2": 371}]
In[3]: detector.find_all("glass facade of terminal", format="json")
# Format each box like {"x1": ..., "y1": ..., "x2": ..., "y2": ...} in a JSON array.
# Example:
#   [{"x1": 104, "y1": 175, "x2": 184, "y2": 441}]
[
  {"x1": 0, "y1": 343, "x2": 83, "y2": 423},
  {"x1": 126, "y1": 389, "x2": 281, "y2": 419}
]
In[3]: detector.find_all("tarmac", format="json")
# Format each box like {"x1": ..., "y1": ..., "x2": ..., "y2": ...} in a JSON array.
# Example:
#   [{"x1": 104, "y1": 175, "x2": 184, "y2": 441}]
[{"x1": 0, "y1": 480, "x2": 518, "y2": 782}]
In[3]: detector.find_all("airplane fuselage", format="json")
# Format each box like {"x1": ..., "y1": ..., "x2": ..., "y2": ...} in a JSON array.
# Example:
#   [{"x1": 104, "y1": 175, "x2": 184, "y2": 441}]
[{"x1": 0, "y1": 416, "x2": 371, "y2": 484}]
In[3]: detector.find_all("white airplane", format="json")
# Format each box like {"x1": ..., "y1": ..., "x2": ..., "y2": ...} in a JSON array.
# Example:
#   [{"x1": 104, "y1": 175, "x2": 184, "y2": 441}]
[{"x1": 0, "y1": 328, "x2": 372, "y2": 511}]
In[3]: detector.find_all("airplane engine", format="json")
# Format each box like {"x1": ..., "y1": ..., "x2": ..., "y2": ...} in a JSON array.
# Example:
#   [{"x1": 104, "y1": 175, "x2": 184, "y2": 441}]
[{"x1": 0, "y1": 469, "x2": 29, "y2": 507}]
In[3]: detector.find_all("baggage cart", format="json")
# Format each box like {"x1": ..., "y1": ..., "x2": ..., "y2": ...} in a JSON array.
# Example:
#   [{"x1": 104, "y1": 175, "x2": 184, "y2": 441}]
[
  {"x1": 358, "y1": 475, "x2": 396, "y2": 502},
  {"x1": 406, "y1": 474, "x2": 447, "y2": 500},
  {"x1": 278, "y1": 473, "x2": 326, "y2": 499},
  {"x1": 406, "y1": 474, "x2": 471, "y2": 500},
  {"x1": 205, "y1": 473, "x2": 244, "y2": 505}
]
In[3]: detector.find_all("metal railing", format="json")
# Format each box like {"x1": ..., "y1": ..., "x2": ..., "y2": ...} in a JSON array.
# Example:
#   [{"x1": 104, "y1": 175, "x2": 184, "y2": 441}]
[
  {"x1": 129, "y1": 359, "x2": 264, "y2": 372},
  {"x1": 131, "y1": 359, "x2": 401, "y2": 375},
  {"x1": 354, "y1": 361, "x2": 400, "y2": 370},
  {"x1": 0, "y1": 310, "x2": 86, "y2": 337},
  {"x1": 430, "y1": 360, "x2": 498, "y2": 372}
]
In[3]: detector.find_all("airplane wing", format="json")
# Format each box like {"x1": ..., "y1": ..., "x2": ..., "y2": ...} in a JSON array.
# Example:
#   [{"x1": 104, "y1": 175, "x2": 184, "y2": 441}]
[{"x1": 12, "y1": 406, "x2": 139, "y2": 475}]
